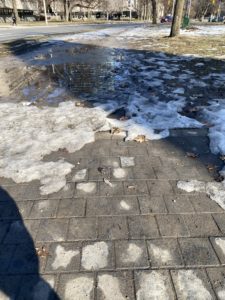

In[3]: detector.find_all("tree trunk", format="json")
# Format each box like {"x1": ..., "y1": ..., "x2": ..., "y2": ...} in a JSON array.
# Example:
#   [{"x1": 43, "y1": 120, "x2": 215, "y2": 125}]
[
  {"x1": 170, "y1": 0, "x2": 185, "y2": 37},
  {"x1": 12, "y1": 0, "x2": 20, "y2": 24},
  {"x1": 151, "y1": 0, "x2": 157, "y2": 24},
  {"x1": 64, "y1": 0, "x2": 69, "y2": 21}
]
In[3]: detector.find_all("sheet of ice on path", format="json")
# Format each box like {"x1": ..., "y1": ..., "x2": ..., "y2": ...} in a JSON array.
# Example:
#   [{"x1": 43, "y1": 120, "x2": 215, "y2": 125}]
[
  {"x1": 177, "y1": 180, "x2": 225, "y2": 210},
  {"x1": 0, "y1": 102, "x2": 109, "y2": 195}
]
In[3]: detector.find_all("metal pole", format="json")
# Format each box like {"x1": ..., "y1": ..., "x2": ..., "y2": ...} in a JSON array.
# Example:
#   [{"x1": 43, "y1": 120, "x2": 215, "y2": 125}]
[{"x1": 43, "y1": 0, "x2": 48, "y2": 25}]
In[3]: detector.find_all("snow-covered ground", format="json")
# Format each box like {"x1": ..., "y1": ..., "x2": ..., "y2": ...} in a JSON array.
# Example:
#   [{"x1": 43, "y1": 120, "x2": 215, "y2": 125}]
[{"x1": 1, "y1": 24, "x2": 225, "y2": 196}]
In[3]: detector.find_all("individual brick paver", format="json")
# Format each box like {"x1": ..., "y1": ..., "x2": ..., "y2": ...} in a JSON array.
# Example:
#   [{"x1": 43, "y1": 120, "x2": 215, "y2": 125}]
[{"x1": 1, "y1": 134, "x2": 225, "y2": 299}]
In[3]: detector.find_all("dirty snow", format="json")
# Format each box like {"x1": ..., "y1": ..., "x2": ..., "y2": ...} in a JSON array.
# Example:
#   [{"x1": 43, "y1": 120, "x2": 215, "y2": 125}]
[
  {"x1": 204, "y1": 100, "x2": 225, "y2": 155},
  {"x1": 122, "y1": 243, "x2": 143, "y2": 263},
  {"x1": 176, "y1": 270, "x2": 212, "y2": 300},
  {"x1": 76, "y1": 182, "x2": 96, "y2": 193},
  {"x1": 52, "y1": 245, "x2": 79, "y2": 270},
  {"x1": 177, "y1": 180, "x2": 225, "y2": 210},
  {"x1": 148, "y1": 243, "x2": 172, "y2": 264},
  {"x1": 0, "y1": 102, "x2": 109, "y2": 195},
  {"x1": 136, "y1": 271, "x2": 171, "y2": 300},
  {"x1": 0, "y1": 94, "x2": 202, "y2": 194},
  {"x1": 98, "y1": 275, "x2": 125, "y2": 300},
  {"x1": 113, "y1": 168, "x2": 126, "y2": 179},
  {"x1": 81, "y1": 242, "x2": 109, "y2": 270},
  {"x1": 215, "y1": 238, "x2": 225, "y2": 256},
  {"x1": 120, "y1": 157, "x2": 135, "y2": 167},
  {"x1": 72, "y1": 169, "x2": 87, "y2": 182},
  {"x1": 1, "y1": 25, "x2": 225, "y2": 196},
  {"x1": 65, "y1": 276, "x2": 94, "y2": 300},
  {"x1": 104, "y1": 93, "x2": 203, "y2": 141}
]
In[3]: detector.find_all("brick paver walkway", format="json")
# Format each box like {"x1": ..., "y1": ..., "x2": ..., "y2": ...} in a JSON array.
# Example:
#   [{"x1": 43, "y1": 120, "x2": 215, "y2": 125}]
[{"x1": 0, "y1": 129, "x2": 225, "y2": 299}]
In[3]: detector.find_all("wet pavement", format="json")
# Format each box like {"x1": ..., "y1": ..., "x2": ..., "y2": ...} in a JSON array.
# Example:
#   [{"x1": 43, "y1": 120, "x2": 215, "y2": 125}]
[{"x1": 0, "y1": 24, "x2": 225, "y2": 299}]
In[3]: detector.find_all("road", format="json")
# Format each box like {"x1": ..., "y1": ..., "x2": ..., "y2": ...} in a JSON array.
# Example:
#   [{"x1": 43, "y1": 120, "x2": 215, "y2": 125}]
[{"x1": 0, "y1": 23, "x2": 139, "y2": 42}]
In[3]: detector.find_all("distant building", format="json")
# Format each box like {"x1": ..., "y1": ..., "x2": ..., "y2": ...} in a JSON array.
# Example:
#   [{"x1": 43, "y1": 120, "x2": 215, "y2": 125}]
[{"x1": 0, "y1": 0, "x2": 38, "y2": 22}]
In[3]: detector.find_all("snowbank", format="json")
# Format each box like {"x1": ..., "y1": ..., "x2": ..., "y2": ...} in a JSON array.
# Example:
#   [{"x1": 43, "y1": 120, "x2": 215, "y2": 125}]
[{"x1": 204, "y1": 100, "x2": 225, "y2": 155}]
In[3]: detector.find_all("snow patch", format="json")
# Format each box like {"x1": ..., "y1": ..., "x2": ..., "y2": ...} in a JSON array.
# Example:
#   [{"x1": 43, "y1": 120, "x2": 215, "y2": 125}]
[
  {"x1": 65, "y1": 277, "x2": 94, "y2": 300},
  {"x1": 177, "y1": 180, "x2": 225, "y2": 210},
  {"x1": 120, "y1": 157, "x2": 135, "y2": 167},
  {"x1": 136, "y1": 271, "x2": 171, "y2": 300},
  {"x1": 72, "y1": 169, "x2": 87, "y2": 182},
  {"x1": 76, "y1": 182, "x2": 96, "y2": 193},
  {"x1": 149, "y1": 243, "x2": 172, "y2": 264},
  {"x1": 215, "y1": 238, "x2": 225, "y2": 256},
  {"x1": 113, "y1": 168, "x2": 126, "y2": 179},
  {"x1": 204, "y1": 100, "x2": 225, "y2": 155},
  {"x1": 98, "y1": 275, "x2": 125, "y2": 300},
  {"x1": 122, "y1": 243, "x2": 143, "y2": 263},
  {"x1": 81, "y1": 242, "x2": 109, "y2": 270},
  {"x1": 0, "y1": 102, "x2": 109, "y2": 195},
  {"x1": 176, "y1": 270, "x2": 212, "y2": 300},
  {"x1": 52, "y1": 245, "x2": 79, "y2": 270}
]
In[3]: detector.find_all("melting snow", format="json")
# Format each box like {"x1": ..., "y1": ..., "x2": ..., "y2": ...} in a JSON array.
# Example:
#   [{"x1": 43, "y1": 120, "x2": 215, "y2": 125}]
[
  {"x1": 0, "y1": 102, "x2": 109, "y2": 195},
  {"x1": 65, "y1": 277, "x2": 94, "y2": 300},
  {"x1": 136, "y1": 271, "x2": 171, "y2": 300},
  {"x1": 177, "y1": 180, "x2": 225, "y2": 210},
  {"x1": 98, "y1": 275, "x2": 125, "y2": 300},
  {"x1": 122, "y1": 243, "x2": 143, "y2": 263},
  {"x1": 176, "y1": 270, "x2": 212, "y2": 300},
  {"x1": 0, "y1": 93, "x2": 202, "y2": 194},
  {"x1": 81, "y1": 242, "x2": 109, "y2": 270}
]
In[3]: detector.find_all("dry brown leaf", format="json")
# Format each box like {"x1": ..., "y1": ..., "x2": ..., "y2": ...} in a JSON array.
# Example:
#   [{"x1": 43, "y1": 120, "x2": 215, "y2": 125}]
[
  {"x1": 186, "y1": 152, "x2": 198, "y2": 158},
  {"x1": 111, "y1": 127, "x2": 122, "y2": 135},
  {"x1": 134, "y1": 135, "x2": 147, "y2": 143},
  {"x1": 36, "y1": 246, "x2": 49, "y2": 257}
]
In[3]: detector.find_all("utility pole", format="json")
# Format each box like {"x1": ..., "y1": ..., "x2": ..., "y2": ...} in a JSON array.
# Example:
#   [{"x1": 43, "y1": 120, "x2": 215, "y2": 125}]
[
  {"x1": 43, "y1": 0, "x2": 48, "y2": 24},
  {"x1": 170, "y1": 0, "x2": 185, "y2": 37}
]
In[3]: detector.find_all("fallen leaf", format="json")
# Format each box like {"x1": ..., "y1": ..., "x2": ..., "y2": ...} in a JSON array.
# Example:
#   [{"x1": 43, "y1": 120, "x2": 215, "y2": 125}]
[
  {"x1": 186, "y1": 152, "x2": 198, "y2": 158},
  {"x1": 111, "y1": 127, "x2": 122, "y2": 134},
  {"x1": 134, "y1": 135, "x2": 147, "y2": 143},
  {"x1": 36, "y1": 246, "x2": 49, "y2": 257}
]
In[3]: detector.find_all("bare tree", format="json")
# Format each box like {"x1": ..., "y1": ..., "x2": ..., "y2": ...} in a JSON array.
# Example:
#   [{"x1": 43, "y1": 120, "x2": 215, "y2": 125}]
[
  {"x1": 151, "y1": 0, "x2": 157, "y2": 23},
  {"x1": 170, "y1": 0, "x2": 185, "y2": 37}
]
